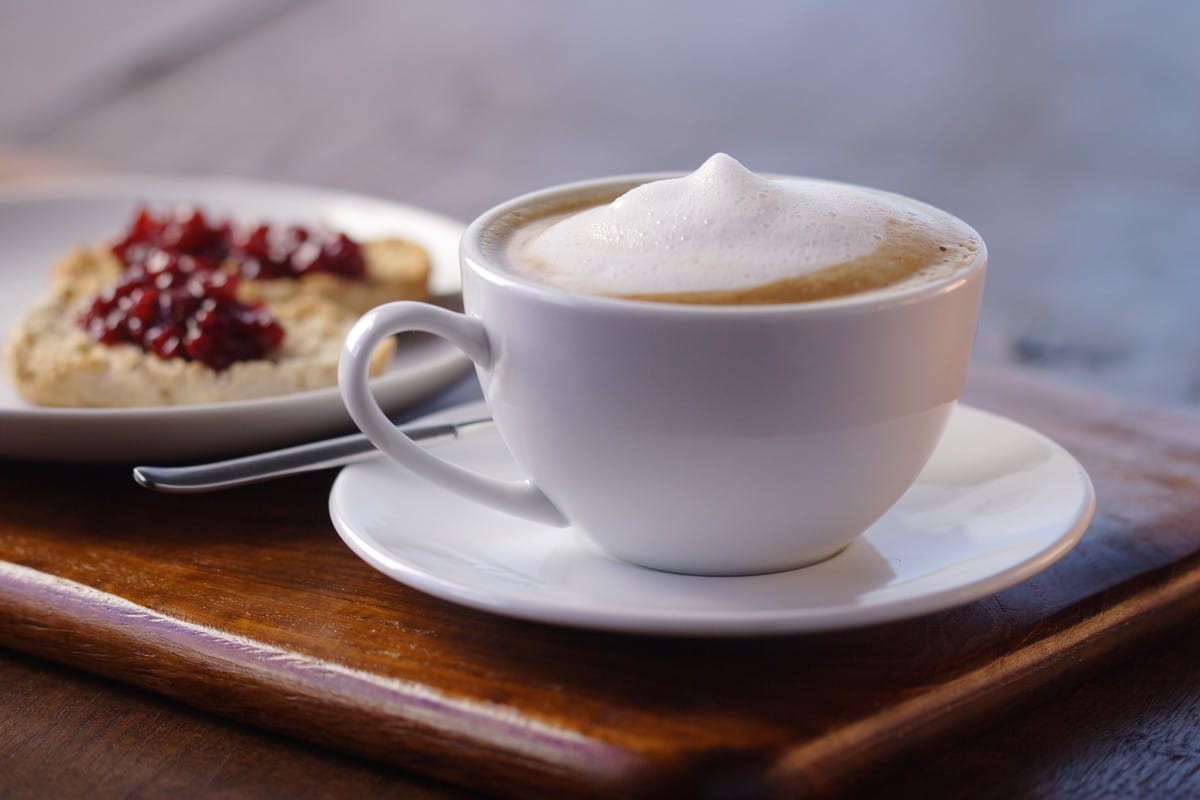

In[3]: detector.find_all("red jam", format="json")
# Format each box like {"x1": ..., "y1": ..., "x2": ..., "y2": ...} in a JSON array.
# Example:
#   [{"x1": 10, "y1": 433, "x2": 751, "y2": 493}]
[
  {"x1": 81, "y1": 206, "x2": 367, "y2": 369},
  {"x1": 112, "y1": 207, "x2": 230, "y2": 269},
  {"x1": 79, "y1": 249, "x2": 284, "y2": 370},
  {"x1": 110, "y1": 206, "x2": 366, "y2": 280},
  {"x1": 230, "y1": 224, "x2": 366, "y2": 279}
]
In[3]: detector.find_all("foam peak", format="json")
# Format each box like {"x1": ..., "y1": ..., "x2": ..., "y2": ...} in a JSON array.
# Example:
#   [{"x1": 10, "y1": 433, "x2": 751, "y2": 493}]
[{"x1": 509, "y1": 154, "x2": 978, "y2": 303}]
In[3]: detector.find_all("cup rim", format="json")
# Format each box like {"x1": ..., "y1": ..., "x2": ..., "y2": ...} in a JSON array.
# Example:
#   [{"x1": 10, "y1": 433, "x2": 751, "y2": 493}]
[{"x1": 460, "y1": 171, "x2": 988, "y2": 317}]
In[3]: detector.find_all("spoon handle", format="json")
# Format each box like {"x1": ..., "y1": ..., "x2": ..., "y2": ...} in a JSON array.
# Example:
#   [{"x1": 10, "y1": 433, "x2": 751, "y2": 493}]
[{"x1": 133, "y1": 417, "x2": 494, "y2": 493}]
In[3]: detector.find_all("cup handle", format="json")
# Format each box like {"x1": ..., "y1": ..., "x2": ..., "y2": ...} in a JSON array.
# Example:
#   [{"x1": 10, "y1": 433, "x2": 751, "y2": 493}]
[{"x1": 339, "y1": 302, "x2": 568, "y2": 527}]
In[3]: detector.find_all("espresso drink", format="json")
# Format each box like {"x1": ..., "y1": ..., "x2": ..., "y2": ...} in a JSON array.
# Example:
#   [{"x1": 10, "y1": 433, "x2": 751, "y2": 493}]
[{"x1": 501, "y1": 154, "x2": 981, "y2": 305}]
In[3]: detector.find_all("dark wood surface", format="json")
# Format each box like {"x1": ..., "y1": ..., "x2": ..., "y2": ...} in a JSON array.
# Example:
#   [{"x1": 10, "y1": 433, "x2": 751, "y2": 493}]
[
  {"x1": 0, "y1": 650, "x2": 472, "y2": 800},
  {"x1": 9, "y1": 624, "x2": 1200, "y2": 800},
  {"x1": 2, "y1": 366, "x2": 1200, "y2": 798},
  {"x1": 8, "y1": 618, "x2": 1200, "y2": 800}
]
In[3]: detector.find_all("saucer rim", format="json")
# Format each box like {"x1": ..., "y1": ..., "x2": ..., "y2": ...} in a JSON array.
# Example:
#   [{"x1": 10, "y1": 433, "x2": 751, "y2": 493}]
[{"x1": 329, "y1": 403, "x2": 1096, "y2": 636}]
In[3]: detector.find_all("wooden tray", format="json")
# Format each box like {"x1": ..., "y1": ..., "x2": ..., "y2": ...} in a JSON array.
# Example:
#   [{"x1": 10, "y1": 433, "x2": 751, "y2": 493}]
[{"x1": 1, "y1": 367, "x2": 1198, "y2": 799}]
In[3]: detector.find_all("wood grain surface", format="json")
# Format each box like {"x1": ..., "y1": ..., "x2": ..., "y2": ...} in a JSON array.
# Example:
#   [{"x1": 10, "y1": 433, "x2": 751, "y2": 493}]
[
  {"x1": 0, "y1": 367, "x2": 1198, "y2": 798},
  {"x1": 865, "y1": 613, "x2": 1200, "y2": 800},
  {"x1": 7, "y1": 616, "x2": 1200, "y2": 800},
  {"x1": 0, "y1": 650, "x2": 471, "y2": 800}
]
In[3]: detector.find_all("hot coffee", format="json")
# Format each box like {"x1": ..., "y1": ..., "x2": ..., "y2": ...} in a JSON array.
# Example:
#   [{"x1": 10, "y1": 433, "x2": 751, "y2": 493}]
[{"x1": 501, "y1": 154, "x2": 980, "y2": 305}]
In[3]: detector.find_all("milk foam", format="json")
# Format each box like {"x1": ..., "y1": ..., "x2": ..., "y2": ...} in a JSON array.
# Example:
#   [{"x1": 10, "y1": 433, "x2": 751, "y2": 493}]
[{"x1": 510, "y1": 154, "x2": 977, "y2": 299}]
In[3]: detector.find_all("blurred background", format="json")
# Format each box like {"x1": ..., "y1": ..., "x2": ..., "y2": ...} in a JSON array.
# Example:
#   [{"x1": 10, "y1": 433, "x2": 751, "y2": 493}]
[{"x1": 3, "y1": 0, "x2": 1197, "y2": 406}]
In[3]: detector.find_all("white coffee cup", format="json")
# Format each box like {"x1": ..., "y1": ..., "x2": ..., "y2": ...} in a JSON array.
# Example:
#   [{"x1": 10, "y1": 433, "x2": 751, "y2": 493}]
[{"x1": 339, "y1": 174, "x2": 986, "y2": 575}]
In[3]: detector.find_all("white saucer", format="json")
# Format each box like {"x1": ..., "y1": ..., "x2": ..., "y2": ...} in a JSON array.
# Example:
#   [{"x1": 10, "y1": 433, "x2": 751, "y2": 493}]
[{"x1": 329, "y1": 401, "x2": 1095, "y2": 636}]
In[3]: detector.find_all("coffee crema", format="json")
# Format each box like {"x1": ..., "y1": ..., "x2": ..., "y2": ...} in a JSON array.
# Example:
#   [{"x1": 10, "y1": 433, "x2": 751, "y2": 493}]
[{"x1": 502, "y1": 154, "x2": 981, "y2": 305}]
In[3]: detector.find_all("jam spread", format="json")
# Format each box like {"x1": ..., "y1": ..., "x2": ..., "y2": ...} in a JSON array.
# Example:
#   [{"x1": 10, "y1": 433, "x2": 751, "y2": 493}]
[
  {"x1": 79, "y1": 250, "x2": 284, "y2": 371},
  {"x1": 111, "y1": 206, "x2": 367, "y2": 279},
  {"x1": 230, "y1": 223, "x2": 365, "y2": 280},
  {"x1": 112, "y1": 207, "x2": 230, "y2": 269},
  {"x1": 80, "y1": 206, "x2": 364, "y2": 370}
]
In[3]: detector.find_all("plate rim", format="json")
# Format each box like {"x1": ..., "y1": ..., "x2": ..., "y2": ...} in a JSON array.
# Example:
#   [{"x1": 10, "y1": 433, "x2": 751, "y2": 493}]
[{"x1": 328, "y1": 402, "x2": 1097, "y2": 636}]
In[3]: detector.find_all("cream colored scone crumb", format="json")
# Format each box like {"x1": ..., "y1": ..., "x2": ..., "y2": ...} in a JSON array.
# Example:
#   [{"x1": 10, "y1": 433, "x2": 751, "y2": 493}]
[
  {"x1": 5, "y1": 249, "x2": 397, "y2": 408},
  {"x1": 50, "y1": 246, "x2": 123, "y2": 301}
]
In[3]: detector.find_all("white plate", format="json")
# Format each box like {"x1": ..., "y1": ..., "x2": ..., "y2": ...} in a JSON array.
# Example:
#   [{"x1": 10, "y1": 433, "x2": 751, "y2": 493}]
[
  {"x1": 330, "y1": 401, "x2": 1095, "y2": 636},
  {"x1": 0, "y1": 176, "x2": 472, "y2": 462}
]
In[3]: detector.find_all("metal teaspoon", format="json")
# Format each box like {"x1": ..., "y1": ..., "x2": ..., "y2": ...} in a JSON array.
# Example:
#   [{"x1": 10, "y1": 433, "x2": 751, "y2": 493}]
[{"x1": 132, "y1": 416, "x2": 493, "y2": 493}]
